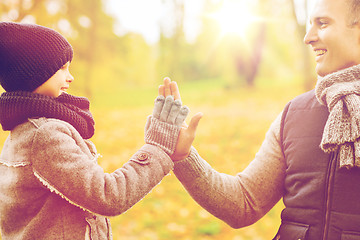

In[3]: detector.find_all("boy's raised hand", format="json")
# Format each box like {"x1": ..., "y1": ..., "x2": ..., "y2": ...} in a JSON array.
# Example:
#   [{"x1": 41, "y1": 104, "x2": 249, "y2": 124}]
[{"x1": 158, "y1": 77, "x2": 203, "y2": 161}]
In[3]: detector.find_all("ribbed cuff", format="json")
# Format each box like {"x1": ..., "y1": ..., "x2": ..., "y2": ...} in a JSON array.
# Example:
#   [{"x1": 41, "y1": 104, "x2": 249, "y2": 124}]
[
  {"x1": 173, "y1": 146, "x2": 209, "y2": 180},
  {"x1": 144, "y1": 117, "x2": 181, "y2": 155}
]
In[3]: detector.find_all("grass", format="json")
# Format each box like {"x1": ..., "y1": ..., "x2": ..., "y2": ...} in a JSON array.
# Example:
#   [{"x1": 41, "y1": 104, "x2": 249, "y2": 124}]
[{"x1": 0, "y1": 78, "x2": 303, "y2": 239}]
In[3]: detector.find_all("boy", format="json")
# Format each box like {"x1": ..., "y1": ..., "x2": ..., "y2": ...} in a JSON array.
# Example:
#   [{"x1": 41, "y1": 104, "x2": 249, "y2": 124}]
[{"x1": 0, "y1": 22, "x2": 188, "y2": 240}]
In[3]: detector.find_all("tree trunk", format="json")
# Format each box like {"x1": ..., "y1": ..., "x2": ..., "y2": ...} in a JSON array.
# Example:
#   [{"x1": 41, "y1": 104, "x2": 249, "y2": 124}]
[{"x1": 289, "y1": 0, "x2": 316, "y2": 90}]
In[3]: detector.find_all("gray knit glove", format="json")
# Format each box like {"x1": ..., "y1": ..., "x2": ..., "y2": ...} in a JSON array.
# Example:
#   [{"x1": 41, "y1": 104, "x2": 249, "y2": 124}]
[{"x1": 145, "y1": 95, "x2": 189, "y2": 155}]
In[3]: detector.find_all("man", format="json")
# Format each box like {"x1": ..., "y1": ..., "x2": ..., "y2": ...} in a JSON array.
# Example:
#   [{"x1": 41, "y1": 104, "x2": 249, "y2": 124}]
[{"x1": 161, "y1": 0, "x2": 360, "y2": 239}]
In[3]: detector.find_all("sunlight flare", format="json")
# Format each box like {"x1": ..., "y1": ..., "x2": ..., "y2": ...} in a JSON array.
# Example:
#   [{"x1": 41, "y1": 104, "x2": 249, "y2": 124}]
[{"x1": 211, "y1": 0, "x2": 257, "y2": 37}]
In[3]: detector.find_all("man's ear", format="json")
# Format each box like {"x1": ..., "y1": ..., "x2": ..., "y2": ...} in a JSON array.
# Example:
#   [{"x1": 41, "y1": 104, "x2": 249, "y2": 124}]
[
  {"x1": 354, "y1": 18, "x2": 360, "y2": 28},
  {"x1": 354, "y1": 21, "x2": 360, "y2": 43},
  {"x1": 356, "y1": 23, "x2": 360, "y2": 44}
]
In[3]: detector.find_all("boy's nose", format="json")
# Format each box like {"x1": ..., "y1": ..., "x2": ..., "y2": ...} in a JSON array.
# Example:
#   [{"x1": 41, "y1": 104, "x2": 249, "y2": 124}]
[{"x1": 67, "y1": 73, "x2": 74, "y2": 83}]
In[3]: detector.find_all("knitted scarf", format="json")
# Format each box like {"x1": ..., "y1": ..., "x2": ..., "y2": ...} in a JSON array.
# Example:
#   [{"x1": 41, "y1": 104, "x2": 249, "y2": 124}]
[
  {"x1": 0, "y1": 91, "x2": 95, "y2": 139},
  {"x1": 315, "y1": 64, "x2": 360, "y2": 169}
]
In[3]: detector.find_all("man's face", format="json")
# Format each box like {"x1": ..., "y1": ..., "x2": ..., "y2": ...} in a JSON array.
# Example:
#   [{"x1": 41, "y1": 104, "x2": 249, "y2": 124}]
[{"x1": 304, "y1": 0, "x2": 360, "y2": 77}]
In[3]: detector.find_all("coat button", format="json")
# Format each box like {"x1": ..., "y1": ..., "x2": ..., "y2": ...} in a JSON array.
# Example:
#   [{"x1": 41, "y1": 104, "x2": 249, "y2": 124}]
[{"x1": 138, "y1": 153, "x2": 149, "y2": 161}]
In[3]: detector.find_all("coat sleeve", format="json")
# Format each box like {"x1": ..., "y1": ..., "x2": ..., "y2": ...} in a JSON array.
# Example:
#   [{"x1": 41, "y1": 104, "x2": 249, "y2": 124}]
[
  {"x1": 30, "y1": 120, "x2": 174, "y2": 217},
  {"x1": 172, "y1": 113, "x2": 286, "y2": 228}
]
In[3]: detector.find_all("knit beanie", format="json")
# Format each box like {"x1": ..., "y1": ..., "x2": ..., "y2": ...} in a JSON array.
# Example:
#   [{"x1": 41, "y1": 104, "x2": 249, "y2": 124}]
[{"x1": 0, "y1": 22, "x2": 73, "y2": 92}]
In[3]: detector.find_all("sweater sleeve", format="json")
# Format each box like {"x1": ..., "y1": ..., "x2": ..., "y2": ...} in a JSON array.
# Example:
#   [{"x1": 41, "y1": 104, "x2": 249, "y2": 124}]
[
  {"x1": 30, "y1": 120, "x2": 174, "y2": 217},
  {"x1": 172, "y1": 112, "x2": 286, "y2": 228}
]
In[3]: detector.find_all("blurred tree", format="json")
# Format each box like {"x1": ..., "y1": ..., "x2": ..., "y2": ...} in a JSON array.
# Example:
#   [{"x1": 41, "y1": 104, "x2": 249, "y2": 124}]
[
  {"x1": 190, "y1": 0, "x2": 315, "y2": 89},
  {"x1": 157, "y1": 0, "x2": 187, "y2": 82},
  {"x1": 189, "y1": 0, "x2": 267, "y2": 87},
  {"x1": 188, "y1": 0, "x2": 238, "y2": 84},
  {"x1": 157, "y1": 0, "x2": 215, "y2": 83},
  {"x1": 234, "y1": 22, "x2": 266, "y2": 87},
  {"x1": 289, "y1": 0, "x2": 316, "y2": 90}
]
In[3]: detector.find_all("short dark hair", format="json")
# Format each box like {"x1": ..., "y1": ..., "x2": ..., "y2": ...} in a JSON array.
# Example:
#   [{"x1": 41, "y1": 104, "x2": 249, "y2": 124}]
[{"x1": 347, "y1": 0, "x2": 360, "y2": 26}]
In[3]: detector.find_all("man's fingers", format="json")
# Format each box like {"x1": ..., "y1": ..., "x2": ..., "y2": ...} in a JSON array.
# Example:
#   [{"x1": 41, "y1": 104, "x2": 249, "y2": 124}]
[
  {"x1": 187, "y1": 112, "x2": 203, "y2": 133},
  {"x1": 161, "y1": 77, "x2": 181, "y2": 100},
  {"x1": 164, "y1": 77, "x2": 172, "y2": 97},
  {"x1": 158, "y1": 85, "x2": 165, "y2": 96},
  {"x1": 170, "y1": 81, "x2": 181, "y2": 100}
]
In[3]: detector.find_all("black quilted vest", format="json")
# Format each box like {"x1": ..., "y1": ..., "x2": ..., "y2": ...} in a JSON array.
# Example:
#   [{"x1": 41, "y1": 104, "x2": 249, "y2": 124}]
[{"x1": 273, "y1": 90, "x2": 360, "y2": 240}]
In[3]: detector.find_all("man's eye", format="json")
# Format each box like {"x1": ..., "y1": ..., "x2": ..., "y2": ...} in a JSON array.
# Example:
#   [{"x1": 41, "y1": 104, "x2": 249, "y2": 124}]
[{"x1": 319, "y1": 21, "x2": 328, "y2": 28}]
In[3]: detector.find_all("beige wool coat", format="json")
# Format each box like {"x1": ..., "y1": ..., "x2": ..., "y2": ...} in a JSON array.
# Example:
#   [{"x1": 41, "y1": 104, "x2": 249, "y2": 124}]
[{"x1": 0, "y1": 117, "x2": 174, "y2": 239}]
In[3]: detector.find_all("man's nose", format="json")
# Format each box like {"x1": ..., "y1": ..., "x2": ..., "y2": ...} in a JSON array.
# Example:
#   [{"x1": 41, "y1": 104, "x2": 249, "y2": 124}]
[{"x1": 304, "y1": 25, "x2": 318, "y2": 45}]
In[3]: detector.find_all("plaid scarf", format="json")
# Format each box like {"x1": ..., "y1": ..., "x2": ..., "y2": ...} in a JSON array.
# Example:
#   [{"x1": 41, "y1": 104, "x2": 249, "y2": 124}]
[
  {"x1": 0, "y1": 91, "x2": 95, "y2": 139},
  {"x1": 315, "y1": 64, "x2": 360, "y2": 169}
]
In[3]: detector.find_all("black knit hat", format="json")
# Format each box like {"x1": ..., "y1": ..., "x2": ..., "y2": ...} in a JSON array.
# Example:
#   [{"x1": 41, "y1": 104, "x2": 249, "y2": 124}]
[{"x1": 0, "y1": 22, "x2": 73, "y2": 92}]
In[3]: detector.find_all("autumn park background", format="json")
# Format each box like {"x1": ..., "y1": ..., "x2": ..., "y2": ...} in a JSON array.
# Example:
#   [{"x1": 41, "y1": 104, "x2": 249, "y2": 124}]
[{"x1": 1, "y1": 0, "x2": 316, "y2": 239}]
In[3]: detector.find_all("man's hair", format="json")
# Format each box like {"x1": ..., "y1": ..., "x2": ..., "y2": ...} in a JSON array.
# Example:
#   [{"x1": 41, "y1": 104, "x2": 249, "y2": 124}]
[{"x1": 347, "y1": 0, "x2": 360, "y2": 26}]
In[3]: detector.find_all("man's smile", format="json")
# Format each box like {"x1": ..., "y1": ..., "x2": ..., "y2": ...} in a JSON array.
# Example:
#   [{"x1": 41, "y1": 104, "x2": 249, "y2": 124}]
[{"x1": 315, "y1": 49, "x2": 327, "y2": 56}]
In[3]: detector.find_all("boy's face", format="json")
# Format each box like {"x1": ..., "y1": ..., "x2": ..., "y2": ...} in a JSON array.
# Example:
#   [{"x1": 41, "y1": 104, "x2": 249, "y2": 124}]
[
  {"x1": 304, "y1": 0, "x2": 360, "y2": 77},
  {"x1": 33, "y1": 62, "x2": 73, "y2": 97}
]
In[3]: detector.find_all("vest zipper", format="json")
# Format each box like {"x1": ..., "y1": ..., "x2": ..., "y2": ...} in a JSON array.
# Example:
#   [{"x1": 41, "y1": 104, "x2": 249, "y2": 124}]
[{"x1": 322, "y1": 151, "x2": 337, "y2": 240}]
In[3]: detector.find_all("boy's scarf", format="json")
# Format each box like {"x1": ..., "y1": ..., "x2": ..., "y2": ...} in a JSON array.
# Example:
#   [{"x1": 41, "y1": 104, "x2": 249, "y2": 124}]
[
  {"x1": 315, "y1": 64, "x2": 360, "y2": 169},
  {"x1": 0, "y1": 91, "x2": 95, "y2": 139}
]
